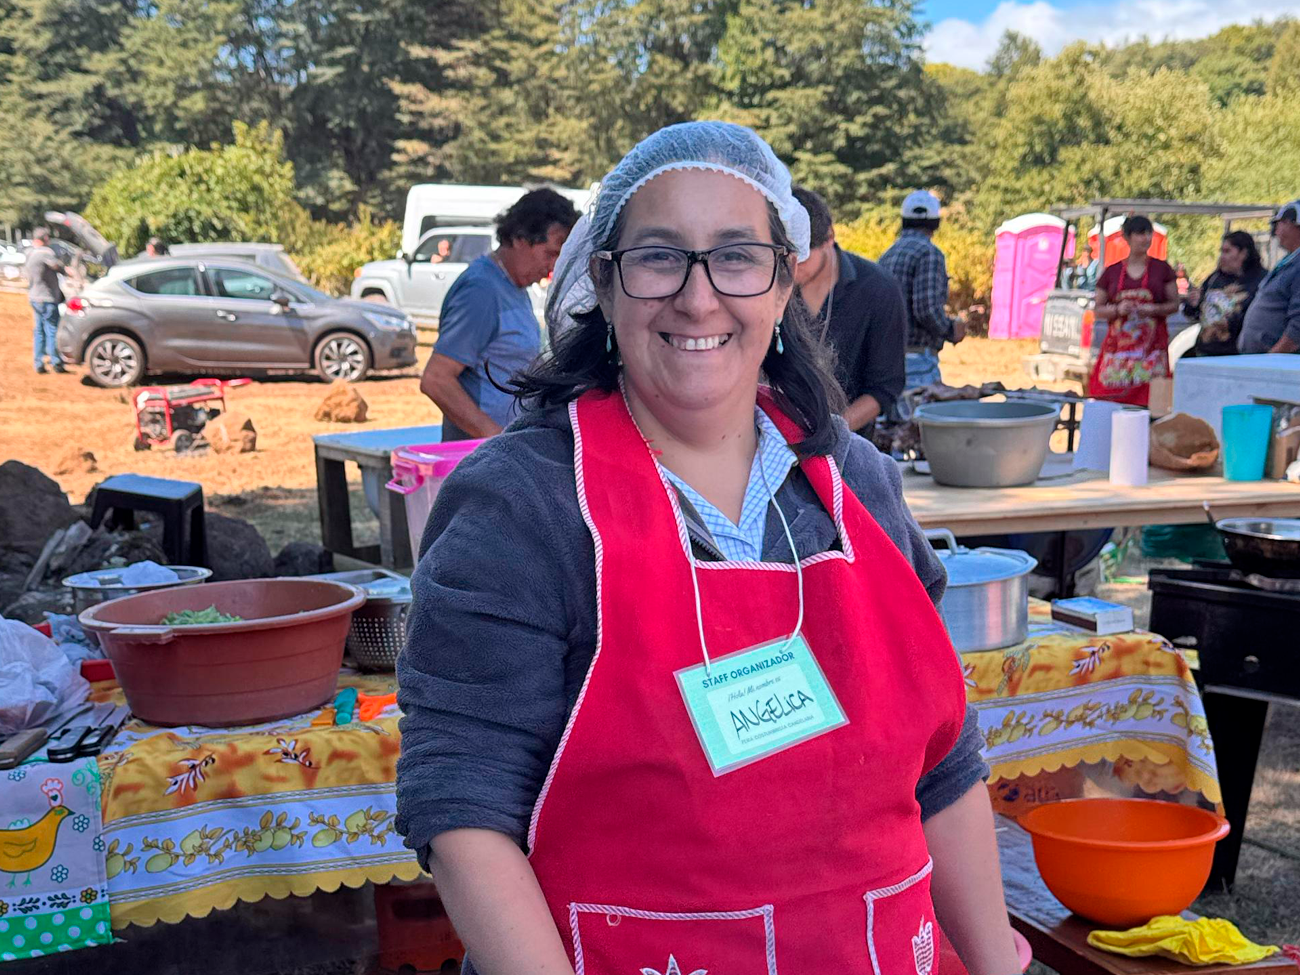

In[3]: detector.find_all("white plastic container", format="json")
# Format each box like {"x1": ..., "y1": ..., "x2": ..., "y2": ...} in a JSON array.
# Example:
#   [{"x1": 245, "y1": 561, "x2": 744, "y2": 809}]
[
  {"x1": 1173, "y1": 355, "x2": 1300, "y2": 441},
  {"x1": 387, "y1": 440, "x2": 486, "y2": 561}
]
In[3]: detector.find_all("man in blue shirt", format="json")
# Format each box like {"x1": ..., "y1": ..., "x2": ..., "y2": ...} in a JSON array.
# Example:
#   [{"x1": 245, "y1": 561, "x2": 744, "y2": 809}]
[
  {"x1": 1238, "y1": 200, "x2": 1300, "y2": 355},
  {"x1": 420, "y1": 189, "x2": 579, "y2": 440},
  {"x1": 878, "y1": 190, "x2": 966, "y2": 390}
]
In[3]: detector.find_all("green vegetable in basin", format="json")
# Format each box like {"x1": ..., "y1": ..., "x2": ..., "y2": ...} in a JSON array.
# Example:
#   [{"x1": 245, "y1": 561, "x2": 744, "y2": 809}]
[{"x1": 160, "y1": 606, "x2": 244, "y2": 625}]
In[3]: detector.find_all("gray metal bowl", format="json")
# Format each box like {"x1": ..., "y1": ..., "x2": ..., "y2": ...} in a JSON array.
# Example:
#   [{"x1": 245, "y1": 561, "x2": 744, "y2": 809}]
[
  {"x1": 914, "y1": 400, "x2": 1060, "y2": 488},
  {"x1": 63, "y1": 565, "x2": 212, "y2": 615}
]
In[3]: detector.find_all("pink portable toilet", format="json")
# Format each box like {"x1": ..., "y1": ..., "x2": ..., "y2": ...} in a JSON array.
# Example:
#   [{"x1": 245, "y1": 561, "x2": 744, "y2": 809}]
[{"x1": 990, "y1": 214, "x2": 1074, "y2": 339}]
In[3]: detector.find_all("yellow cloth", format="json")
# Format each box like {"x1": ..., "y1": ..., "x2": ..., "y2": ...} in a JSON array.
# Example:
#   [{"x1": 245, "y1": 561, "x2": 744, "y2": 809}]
[{"x1": 1087, "y1": 915, "x2": 1279, "y2": 966}]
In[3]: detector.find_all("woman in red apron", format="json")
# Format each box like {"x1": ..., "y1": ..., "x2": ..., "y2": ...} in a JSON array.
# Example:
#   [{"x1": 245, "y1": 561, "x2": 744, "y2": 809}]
[
  {"x1": 397, "y1": 123, "x2": 1021, "y2": 975},
  {"x1": 1089, "y1": 215, "x2": 1180, "y2": 406}
]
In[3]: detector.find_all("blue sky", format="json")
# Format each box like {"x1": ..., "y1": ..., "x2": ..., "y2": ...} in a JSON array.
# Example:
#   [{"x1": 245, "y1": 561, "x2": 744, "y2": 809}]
[{"x1": 921, "y1": 0, "x2": 1300, "y2": 70}]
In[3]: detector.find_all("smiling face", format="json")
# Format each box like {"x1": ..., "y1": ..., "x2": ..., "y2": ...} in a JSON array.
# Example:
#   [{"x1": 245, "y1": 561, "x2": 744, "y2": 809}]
[{"x1": 598, "y1": 169, "x2": 794, "y2": 417}]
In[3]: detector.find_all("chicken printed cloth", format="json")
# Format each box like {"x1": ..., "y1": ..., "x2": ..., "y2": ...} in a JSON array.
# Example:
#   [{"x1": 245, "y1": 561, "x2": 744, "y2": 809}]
[{"x1": 0, "y1": 757, "x2": 111, "y2": 962}]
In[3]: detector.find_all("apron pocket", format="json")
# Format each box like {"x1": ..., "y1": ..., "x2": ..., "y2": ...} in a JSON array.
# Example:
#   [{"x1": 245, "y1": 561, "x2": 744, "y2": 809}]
[
  {"x1": 567, "y1": 901, "x2": 777, "y2": 975},
  {"x1": 863, "y1": 858, "x2": 939, "y2": 975}
]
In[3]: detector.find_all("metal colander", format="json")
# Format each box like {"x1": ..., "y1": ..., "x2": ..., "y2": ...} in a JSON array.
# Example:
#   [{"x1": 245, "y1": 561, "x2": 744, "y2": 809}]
[{"x1": 306, "y1": 569, "x2": 411, "y2": 672}]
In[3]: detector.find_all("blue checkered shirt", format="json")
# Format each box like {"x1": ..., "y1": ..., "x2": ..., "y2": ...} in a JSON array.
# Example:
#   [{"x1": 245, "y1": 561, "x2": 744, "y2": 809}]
[
  {"x1": 659, "y1": 407, "x2": 798, "y2": 562},
  {"x1": 878, "y1": 229, "x2": 955, "y2": 351}
]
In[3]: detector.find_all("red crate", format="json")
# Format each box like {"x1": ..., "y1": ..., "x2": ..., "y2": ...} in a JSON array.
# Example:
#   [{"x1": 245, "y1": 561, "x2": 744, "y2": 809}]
[{"x1": 373, "y1": 880, "x2": 463, "y2": 973}]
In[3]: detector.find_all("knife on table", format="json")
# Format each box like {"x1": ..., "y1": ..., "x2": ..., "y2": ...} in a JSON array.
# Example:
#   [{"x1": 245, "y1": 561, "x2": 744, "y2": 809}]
[
  {"x1": 75, "y1": 704, "x2": 131, "y2": 757},
  {"x1": 47, "y1": 702, "x2": 120, "y2": 763},
  {"x1": 0, "y1": 702, "x2": 94, "y2": 769}
]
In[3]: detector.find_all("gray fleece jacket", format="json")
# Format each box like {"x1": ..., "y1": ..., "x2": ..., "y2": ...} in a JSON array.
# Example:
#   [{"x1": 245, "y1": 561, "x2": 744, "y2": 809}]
[{"x1": 395, "y1": 403, "x2": 988, "y2": 872}]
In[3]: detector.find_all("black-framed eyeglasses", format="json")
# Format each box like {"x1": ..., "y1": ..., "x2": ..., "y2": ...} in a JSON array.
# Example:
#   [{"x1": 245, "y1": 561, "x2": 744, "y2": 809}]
[{"x1": 595, "y1": 243, "x2": 790, "y2": 299}]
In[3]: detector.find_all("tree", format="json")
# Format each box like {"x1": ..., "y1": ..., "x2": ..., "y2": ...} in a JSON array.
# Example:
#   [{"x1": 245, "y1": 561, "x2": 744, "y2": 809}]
[
  {"x1": 83, "y1": 121, "x2": 312, "y2": 256},
  {"x1": 987, "y1": 30, "x2": 1041, "y2": 79},
  {"x1": 1268, "y1": 20, "x2": 1300, "y2": 94},
  {"x1": 972, "y1": 45, "x2": 1216, "y2": 230},
  {"x1": 711, "y1": 0, "x2": 940, "y2": 218}
]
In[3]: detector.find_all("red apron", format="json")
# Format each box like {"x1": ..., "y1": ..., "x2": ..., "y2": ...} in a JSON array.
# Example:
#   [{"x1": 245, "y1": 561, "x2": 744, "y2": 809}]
[
  {"x1": 1088, "y1": 259, "x2": 1170, "y2": 407},
  {"x1": 525, "y1": 388, "x2": 969, "y2": 974}
]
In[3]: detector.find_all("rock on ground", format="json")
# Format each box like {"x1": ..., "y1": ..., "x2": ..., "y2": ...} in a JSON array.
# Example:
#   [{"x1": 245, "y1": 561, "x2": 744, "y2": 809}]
[
  {"x1": 3, "y1": 587, "x2": 74, "y2": 623},
  {"x1": 274, "y1": 541, "x2": 334, "y2": 577},
  {"x1": 0, "y1": 460, "x2": 79, "y2": 558},
  {"x1": 204, "y1": 512, "x2": 275, "y2": 581},
  {"x1": 204, "y1": 411, "x2": 258, "y2": 454},
  {"x1": 314, "y1": 382, "x2": 369, "y2": 423},
  {"x1": 52, "y1": 448, "x2": 98, "y2": 476}
]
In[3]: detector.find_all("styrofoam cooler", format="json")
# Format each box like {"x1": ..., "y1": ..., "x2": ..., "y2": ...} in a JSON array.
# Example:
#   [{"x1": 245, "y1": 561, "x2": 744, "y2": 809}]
[
  {"x1": 1173, "y1": 355, "x2": 1300, "y2": 441},
  {"x1": 387, "y1": 439, "x2": 486, "y2": 560}
]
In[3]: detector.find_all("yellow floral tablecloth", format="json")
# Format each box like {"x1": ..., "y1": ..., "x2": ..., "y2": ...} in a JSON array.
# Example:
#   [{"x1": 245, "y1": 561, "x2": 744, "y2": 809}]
[
  {"x1": 87, "y1": 674, "x2": 420, "y2": 930},
  {"x1": 964, "y1": 601, "x2": 1221, "y2": 820},
  {"x1": 72, "y1": 601, "x2": 1221, "y2": 931}
]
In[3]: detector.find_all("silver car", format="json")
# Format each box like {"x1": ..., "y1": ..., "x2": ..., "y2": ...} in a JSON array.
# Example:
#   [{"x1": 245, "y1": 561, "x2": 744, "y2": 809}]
[{"x1": 57, "y1": 258, "x2": 418, "y2": 387}]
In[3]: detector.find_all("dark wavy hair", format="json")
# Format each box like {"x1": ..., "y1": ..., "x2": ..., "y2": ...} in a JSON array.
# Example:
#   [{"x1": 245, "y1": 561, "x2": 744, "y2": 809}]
[
  {"x1": 1222, "y1": 230, "x2": 1263, "y2": 274},
  {"x1": 509, "y1": 202, "x2": 845, "y2": 458},
  {"x1": 496, "y1": 188, "x2": 580, "y2": 247}
]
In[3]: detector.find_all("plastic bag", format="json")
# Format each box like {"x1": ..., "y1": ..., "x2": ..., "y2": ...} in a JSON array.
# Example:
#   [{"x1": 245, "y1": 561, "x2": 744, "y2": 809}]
[
  {"x1": 0, "y1": 616, "x2": 90, "y2": 735},
  {"x1": 118, "y1": 560, "x2": 180, "y2": 585},
  {"x1": 1149, "y1": 412, "x2": 1220, "y2": 472}
]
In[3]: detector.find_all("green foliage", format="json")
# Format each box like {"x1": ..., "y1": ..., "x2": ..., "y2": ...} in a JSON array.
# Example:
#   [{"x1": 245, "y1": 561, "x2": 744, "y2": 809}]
[
  {"x1": 1269, "y1": 21, "x2": 1300, "y2": 94},
  {"x1": 710, "y1": 0, "x2": 939, "y2": 218},
  {"x1": 972, "y1": 47, "x2": 1218, "y2": 231},
  {"x1": 294, "y1": 206, "x2": 402, "y2": 296},
  {"x1": 84, "y1": 122, "x2": 312, "y2": 256}
]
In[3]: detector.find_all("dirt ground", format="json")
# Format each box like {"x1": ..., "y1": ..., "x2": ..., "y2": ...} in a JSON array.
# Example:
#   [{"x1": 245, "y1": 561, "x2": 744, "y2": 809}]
[{"x1": 2, "y1": 290, "x2": 1297, "y2": 958}]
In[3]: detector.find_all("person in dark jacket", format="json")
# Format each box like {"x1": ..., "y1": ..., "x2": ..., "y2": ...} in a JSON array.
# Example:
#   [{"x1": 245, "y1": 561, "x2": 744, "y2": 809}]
[
  {"x1": 791, "y1": 185, "x2": 905, "y2": 436},
  {"x1": 1183, "y1": 231, "x2": 1266, "y2": 357}
]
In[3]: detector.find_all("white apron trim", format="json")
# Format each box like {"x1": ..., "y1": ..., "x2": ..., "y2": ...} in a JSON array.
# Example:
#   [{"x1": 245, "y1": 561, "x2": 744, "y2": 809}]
[
  {"x1": 568, "y1": 902, "x2": 778, "y2": 975},
  {"x1": 863, "y1": 857, "x2": 935, "y2": 975},
  {"x1": 526, "y1": 399, "x2": 607, "y2": 852}
]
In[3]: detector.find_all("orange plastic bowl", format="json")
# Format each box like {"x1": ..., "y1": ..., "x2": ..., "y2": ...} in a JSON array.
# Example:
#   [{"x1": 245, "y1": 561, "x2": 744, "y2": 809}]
[{"x1": 1020, "y1": 798, "x2": 1229, "y2": 928}]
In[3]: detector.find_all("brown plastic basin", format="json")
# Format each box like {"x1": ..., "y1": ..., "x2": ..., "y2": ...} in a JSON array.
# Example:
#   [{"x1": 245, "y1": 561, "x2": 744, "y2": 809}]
[{"x1": 79, "y1": 578, "x2": 365, "y2": 727}]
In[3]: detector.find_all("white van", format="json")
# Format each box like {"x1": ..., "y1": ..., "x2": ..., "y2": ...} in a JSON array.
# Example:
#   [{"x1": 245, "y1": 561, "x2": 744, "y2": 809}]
[
  {"x1": 352, "y1": 183, "x2": 593, "y2": 325},
  {"x1": 399, "y1": 183, "x2": 593, "y2": 259}
]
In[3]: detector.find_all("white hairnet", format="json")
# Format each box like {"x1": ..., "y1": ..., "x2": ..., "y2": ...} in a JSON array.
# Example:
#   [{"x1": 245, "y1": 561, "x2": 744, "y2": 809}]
[{"x1": 546, "y1": 121, "x2": 810, "y2": 343}]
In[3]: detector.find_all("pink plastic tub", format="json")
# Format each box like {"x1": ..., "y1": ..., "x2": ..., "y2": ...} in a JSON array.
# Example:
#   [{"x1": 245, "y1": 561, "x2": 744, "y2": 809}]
[{"x1": 387, "y1": 439, "x2": 486, "y2": 561}]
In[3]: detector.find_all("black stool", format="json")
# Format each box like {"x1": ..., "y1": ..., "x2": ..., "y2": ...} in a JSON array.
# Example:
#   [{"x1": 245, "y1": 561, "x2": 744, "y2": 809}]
[{"x1": 88, "y1": 474, "x2": 207, "y2": 566}]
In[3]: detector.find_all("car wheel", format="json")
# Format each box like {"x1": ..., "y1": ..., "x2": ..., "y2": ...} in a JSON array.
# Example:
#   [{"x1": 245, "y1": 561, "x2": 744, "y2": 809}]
[
  {"x1": 361, "y1": 292, "x2": 390, "y2": 304},
  {"x1": 315, "y1": 332, "x2": 371, "y2": 383},
  {"x1": 86, "y1": 333, "x2": 145, "y2": 387}
]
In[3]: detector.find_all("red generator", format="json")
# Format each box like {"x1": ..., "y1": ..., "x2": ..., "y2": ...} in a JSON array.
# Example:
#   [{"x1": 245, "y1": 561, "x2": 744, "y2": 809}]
[
  {"x1": 373, "y1": 880, "x2": 463, "y2": 974},
  {"x1": 131, "y1": 378, "x2": 250, "y2": 452}
]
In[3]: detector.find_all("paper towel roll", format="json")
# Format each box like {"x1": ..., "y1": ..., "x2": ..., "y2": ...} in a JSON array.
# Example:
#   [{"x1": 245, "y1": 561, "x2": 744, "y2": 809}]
[
  {"x1": 1074, "y1": 400, "x2": 1124, "y2": 472},
  {"x1": 1110, "y1": 408, "x2": 1150, "y2": 486}
]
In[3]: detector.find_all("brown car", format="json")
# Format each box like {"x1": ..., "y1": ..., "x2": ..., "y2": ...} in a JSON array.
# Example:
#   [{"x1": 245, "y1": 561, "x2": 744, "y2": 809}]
[{"x1": 57, "y1": 258, "x2": 418, "y2": 387}]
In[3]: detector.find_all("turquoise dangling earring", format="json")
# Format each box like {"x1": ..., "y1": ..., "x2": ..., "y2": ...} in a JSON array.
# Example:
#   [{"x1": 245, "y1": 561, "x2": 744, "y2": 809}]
[
  {"x1": 774, "y1": 318, "x2": 785, "y2": 355},
  {"x1": 605, "y1": 323, "x2": 613, "y2": 354}
]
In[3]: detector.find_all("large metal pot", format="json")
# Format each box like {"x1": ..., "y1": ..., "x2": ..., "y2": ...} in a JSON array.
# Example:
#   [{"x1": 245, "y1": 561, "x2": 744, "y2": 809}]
[
  {"x1": 1212, "y1": 517, "x2": 1300, "y2": 578},
  {"x1": 927, "y1": 529, "x2": 1038, "y2": 652},
  {"x1": 914, "y1": 400, "x2": 1059, "y2": 487}
]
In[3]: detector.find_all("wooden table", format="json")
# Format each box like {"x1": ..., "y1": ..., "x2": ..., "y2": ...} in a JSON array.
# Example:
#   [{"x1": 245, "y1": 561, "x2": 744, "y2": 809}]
[
  {"x1": 313, "y1": 424, "x2": 441, "y2": 569},
  {"x1": 998, "y1": 816, "x2": 1292, "y2": 975},
  {"x1": 903, "y1": 460, "x2": 1300, "y2": 535}
]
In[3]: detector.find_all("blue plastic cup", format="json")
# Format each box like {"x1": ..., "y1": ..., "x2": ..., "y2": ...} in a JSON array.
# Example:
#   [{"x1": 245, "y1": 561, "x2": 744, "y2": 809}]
[{"x1": 1222, "y1": 404, "x2": 1274, "y2": 481}]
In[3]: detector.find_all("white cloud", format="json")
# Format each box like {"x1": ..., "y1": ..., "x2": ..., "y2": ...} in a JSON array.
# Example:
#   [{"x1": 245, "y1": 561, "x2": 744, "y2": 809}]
[{"x1": 927, "y1": 0, "x2": 1300, "y2": 70}]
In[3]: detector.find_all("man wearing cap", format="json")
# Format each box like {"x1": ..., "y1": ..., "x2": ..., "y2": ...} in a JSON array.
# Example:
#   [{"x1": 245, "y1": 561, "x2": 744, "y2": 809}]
[
  {"x1": 791, "y1": 185, "x2": 905, "y2": 435},
  {"x1": 23, "y1": 227, "x2": 67, "y2": 374},
  {"x1": 879, "y1": 190, "x2": 965, "y2": 389},
  {"x1": 1238, "y1": 201, "x2": 1300, "y2": 354}
]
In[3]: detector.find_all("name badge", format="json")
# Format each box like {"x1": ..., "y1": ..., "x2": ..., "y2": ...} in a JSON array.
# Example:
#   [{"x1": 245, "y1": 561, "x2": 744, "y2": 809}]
[{"x1": 674, "y1": 634, "x2": 848, "y2": 776}]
